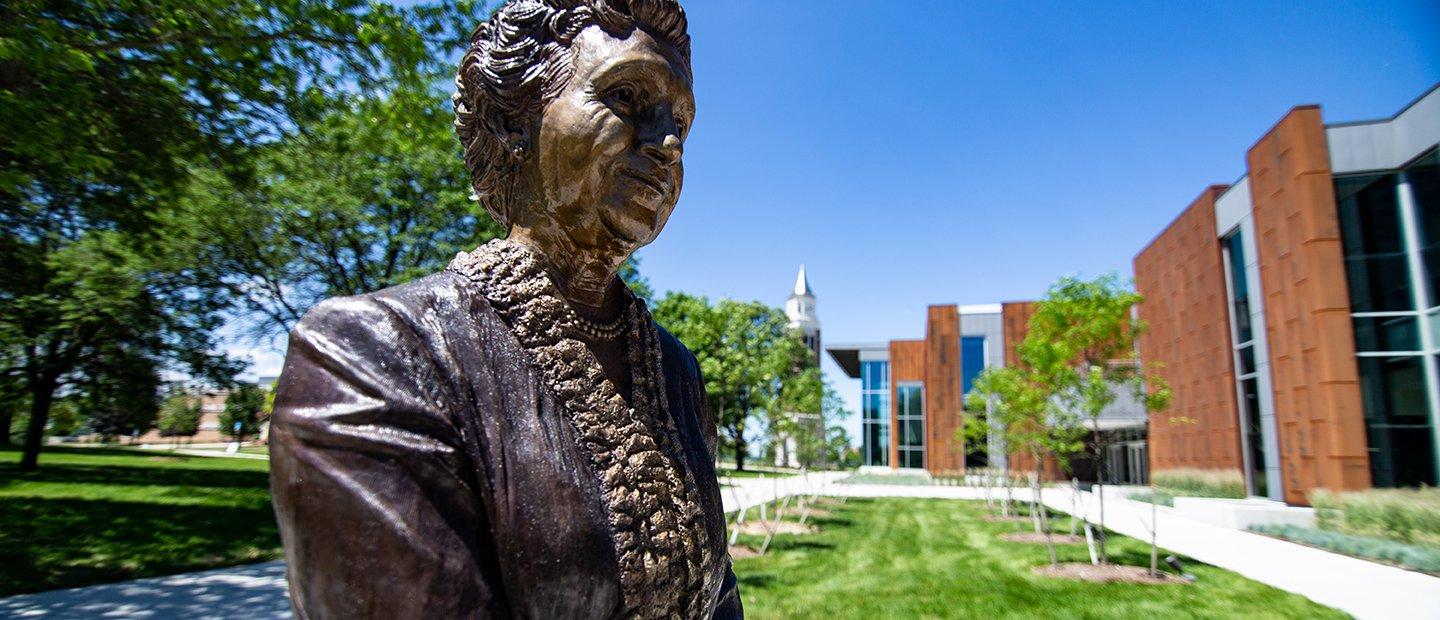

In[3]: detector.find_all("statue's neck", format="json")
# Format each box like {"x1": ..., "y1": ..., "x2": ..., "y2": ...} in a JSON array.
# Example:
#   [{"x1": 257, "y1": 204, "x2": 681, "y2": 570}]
[{"x1": 506, "y1": 227, "x2": 627, "y2": 321}]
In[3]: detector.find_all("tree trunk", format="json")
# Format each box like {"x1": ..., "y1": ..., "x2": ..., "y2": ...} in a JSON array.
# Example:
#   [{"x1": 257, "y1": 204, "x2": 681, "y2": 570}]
[
  {"x1": 733, "y1": 429, "x2": 747, "y2": 472},
  {"x1": 0, "y1": 406, "x2": 13, "y2": 446},
  {"x1": 19, "y1": 380, "x2": 56, "y2": 471},
  {"x1": 1150, "y1": 487, "x2": 1160, "y2": 577},
  {"x1": 1033, "y1": 455, "x2": 1057, "y2": 566},
  {"x1": 1093, "y1": 420, "x2": 1108, "y2": 564}
]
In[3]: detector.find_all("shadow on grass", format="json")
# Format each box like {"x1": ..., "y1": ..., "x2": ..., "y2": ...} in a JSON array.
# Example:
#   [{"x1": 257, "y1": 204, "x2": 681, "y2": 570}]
[
  {"x1": 0, "y1": 496, "x2": 282, "y2": 596},
  {"x1": 806, "y1": 516, "x2": 853, "y2": 528},
  {"x1": 737, "y1": 573, "x2": 777, "y2": 588},
  {"x1": 0, "y1": 463, "x2": 271, "y2": 490},
  {"x1": 770, "y1": 540, "x2": 836, "y2": 552}
]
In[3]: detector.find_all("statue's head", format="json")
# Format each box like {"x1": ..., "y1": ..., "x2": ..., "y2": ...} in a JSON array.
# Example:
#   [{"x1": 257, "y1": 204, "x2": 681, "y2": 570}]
[{"x1": 455, "y1": 0, "x2": 693, "y2": 251}]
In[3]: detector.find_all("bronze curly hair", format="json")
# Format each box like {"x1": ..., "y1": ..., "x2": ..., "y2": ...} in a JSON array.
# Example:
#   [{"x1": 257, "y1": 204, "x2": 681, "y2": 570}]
[{"x1": 453, "y1": 0, "x2": 691, "y2": 229}]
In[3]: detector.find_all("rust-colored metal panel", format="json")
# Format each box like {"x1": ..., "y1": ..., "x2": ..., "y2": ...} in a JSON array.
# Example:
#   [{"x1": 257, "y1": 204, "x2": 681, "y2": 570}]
[
  {"x1": 1246, "y1": 106, "x2": 1370, "y2": 504},
  {"x1": 997, "y1": 301, "x2": 1063, "y2": 479},
  {"x1": 1134, "y1": 185, "x2": 1244, "y2": 478},
  {"x1": 1001, "y1": 302, "x2": 1036, "y2": 368},
  {"x1": 924, "y1": 305, "x2": 963, "y2": 475},
  {"x1": 889, "y1": 340, "x2": 924, "y2": 469}
]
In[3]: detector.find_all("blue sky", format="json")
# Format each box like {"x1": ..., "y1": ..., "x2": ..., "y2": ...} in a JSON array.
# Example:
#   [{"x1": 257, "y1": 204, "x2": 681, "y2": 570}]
[{"x1": 239, "y1": 1, "x2": 1440, "y2": 449}]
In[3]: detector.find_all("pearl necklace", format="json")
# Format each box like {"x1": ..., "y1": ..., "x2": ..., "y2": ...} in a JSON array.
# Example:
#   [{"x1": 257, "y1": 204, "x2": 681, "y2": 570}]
[{"x1": 567, "y1": 307, "x2": 625, "y2": 342}]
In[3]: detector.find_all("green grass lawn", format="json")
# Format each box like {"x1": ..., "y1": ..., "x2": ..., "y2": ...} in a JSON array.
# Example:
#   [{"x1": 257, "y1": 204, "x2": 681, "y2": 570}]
[
  {"x1": 732, "y1": 498, "x2": 1346, "y2": 619},
  {"x1": 0, "y1": 446, "x2": 280, "y2": 596}
]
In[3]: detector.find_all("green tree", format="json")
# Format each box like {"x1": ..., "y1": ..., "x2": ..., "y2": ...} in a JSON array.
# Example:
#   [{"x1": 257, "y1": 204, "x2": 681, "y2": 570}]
[
  {"x1": 47, "y1": 400, "x2": 81, "y2": 437},
  {"x1": 963, "y1": 324, "x2": 1088, "y2": 565},
  {"x1": 652, "y1": 293, "x2": 813, "y2": 471},
  {"x1": 1025, "y1": 274, "x2": 1172, "y2": 563},
  {"x1": 157, "y1": 393, "x2": 202, "y2": 439},
  {"x1": 1, "y1": 0, "x2": 485, "y2": 469},
  {"x1": 187, "y1": 84, "x2": 505, "y2": 336},
  {"x1": 220, "y1": 384, "x2": 266, "y2": 442}
]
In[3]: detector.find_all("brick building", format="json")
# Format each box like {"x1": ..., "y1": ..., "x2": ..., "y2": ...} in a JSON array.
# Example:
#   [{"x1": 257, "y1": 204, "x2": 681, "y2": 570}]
[
  {"x1": 828, "y1": 303, "x2": 1147, "y2": 480},
  {"x1": 826, "y1": 85, "x2": 1438, "y2": 505},
  {"x1": 1135, "y1": 84, "x2": 1439, "y2": 504}
]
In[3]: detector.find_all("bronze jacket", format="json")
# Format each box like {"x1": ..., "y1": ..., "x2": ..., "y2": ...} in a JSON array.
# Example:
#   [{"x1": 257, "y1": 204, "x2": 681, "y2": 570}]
[{"x1": 268, "y1": 262, "x2": 742, "y2": 619}]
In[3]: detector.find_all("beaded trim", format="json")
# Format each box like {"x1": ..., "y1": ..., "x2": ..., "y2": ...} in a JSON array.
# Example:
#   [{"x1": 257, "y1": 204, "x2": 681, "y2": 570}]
[{"x1": 448, "y1": 240, "x2": 715, "y2": 619}]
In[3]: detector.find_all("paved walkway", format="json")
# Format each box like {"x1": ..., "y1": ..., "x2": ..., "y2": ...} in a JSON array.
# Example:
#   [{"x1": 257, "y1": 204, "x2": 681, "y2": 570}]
[
  {"x1": 718, "y1": 470, "x2": 849, "y2": 514},
  {"x1": 6, "y1": 477, "x2": 1436, "y2": 619},
  {"x1": 828, "y1": 482, "x2": 1440, "y2": 620},
  {"x1": 0, "y1": 561, "x2": 290, "y2": 619}
]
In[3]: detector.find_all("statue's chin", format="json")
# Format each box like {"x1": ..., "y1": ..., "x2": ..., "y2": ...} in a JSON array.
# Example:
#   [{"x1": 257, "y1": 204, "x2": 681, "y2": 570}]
[{"x1": 603, "y1": 196, "x2": 668, "y2": 247}]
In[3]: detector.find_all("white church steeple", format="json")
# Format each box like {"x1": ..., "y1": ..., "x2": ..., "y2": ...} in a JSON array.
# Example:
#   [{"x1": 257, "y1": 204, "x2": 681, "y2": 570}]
[{"x1": 786, "y1": 265, "x2": 821, "y2": 364}]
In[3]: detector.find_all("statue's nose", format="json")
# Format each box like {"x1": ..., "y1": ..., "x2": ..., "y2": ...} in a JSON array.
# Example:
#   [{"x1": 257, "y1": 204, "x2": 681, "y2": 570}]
[{"x1": 644, "y1": 132, "x2": 683, "y2": 166}]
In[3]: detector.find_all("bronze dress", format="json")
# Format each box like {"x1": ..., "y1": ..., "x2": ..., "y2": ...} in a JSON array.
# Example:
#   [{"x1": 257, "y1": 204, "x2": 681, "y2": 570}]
[{"x1": 268, "y1": 239, "x2": 742, "y2": 619}]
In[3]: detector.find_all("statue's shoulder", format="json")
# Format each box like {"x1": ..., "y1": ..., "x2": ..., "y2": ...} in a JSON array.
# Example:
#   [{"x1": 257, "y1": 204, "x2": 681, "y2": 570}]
[
  {"x1": 652, "y1": 321, "x2": 702, "y2": 378},
  {"x1": 292, "y1": 271, "x2": 472, "y2": 341}
]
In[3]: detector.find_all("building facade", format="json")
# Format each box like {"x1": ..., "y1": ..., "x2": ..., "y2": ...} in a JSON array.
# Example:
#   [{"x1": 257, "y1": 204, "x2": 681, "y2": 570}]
[
  {"x1": 1135, "y1": 85, "x2": 1440, "y2": 504},
  {"x1": 831, "y1": 302, "x2": 1149, "y2": 480}
]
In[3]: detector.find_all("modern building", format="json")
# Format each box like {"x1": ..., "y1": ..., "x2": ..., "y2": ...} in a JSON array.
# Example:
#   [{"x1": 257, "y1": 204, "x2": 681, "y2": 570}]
[
  {"x1": 828, "y1": 303, "x2": 1148, "y2": 479},
  {"x1": 1135, "y1": 84, "x2": 1440, "y2": 505}
]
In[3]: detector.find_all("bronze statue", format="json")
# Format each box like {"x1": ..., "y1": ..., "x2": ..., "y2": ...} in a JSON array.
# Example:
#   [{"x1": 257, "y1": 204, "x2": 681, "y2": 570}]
[{"x1": 267, "y1": 1, "x2": 741, "y2": 617}]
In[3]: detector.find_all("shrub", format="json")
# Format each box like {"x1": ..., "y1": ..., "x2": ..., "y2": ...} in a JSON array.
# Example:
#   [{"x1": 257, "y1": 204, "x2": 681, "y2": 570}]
[
  {"x1": 1249, "y1": 524, "x2": 1440, "y2": 574},
  {"x1": 1310, "y1": 487, "x2": 1440, "y2": 546},
  {"x1": 1127, "y1": 490, "x2": 1175, "y2": 507},
  {"x1": 1151, "y1": 468, "x2": 1245, "y2": 499}
]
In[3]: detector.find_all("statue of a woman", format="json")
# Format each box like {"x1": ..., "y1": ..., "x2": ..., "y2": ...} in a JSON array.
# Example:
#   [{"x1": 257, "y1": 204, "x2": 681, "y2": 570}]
[{"x1": 267, "y1": 1, "x2": 741, "y2": 617}]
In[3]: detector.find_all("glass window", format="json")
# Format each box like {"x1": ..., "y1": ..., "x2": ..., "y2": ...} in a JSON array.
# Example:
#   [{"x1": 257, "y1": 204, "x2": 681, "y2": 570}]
[
  {"x1": 861, "y1": 361, "x2": 891, "y2": 466},
  {"x1": 1431, "y1": 309, "x2": 1440, "y2": 351},
  {"x1": 961, "y1": 336, "x2": 986, "y2": 395},
  {"x1": 903, "y1": 419, "x2": 924, "y2": 447},
  {"x1": 1237, "y1": 344, "x2": 1257, "y2": 376},
  {"x1": 1239, "y1": 378, "x2": 1268, "y2": 497},
  {"x1": 1337, "y1": 174, "x2": 1413, "y2": 312},
  {"x1": 1358, "y1": 356, "x2": 1430, "y2": 425},
  {"x1": 1407, "y1": 150, "x2": 1440, "y2": 306},
  {"x1": 1352, "y1": 316, "x2": 1421, "y2": 352},
  {"x1": 1358, "y1": 356, "x2": 1436, "y2": 487},
  {"x1": 896, "y1": 383, "x2": 925, "y2": 469},
  {"x1": 862, "y1": 361, "x2": 889, "y2": 392},
  {"x1": 1226, "y1": 232, "x2": 1253, "y2": 343}
]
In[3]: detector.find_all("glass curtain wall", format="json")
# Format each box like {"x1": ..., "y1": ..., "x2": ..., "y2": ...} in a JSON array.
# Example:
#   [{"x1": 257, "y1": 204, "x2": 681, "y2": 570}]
[
  {"x1": 861, "y1": 361, "x2": 890, "y2": 466},
  {"x1": 961, "y1": 336, "x2": 986, "y2": 395},
  {"x1": 1222, "y1": 230, "x2": 1269, "y2": 497},
  {"x1": 961, "y1": 335, "x2": 989, "y2": 467},
  {"x1": 896, "y1": 383, "x2": 925, "y2": 469},
  {"x1": 1336, "y1": 149, "x2": 1440, "y2": 487}
]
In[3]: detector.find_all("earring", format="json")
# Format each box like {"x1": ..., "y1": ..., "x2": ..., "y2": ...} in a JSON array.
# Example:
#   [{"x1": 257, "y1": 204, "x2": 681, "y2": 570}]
[{"x1": 508, "y1": 132, "x2": 529, "y2": 160}]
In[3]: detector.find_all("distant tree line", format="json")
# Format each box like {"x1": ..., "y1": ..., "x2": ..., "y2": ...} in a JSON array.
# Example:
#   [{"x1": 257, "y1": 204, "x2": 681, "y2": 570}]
[{"x1": 0, "y1": 0, "x2": 813, "y2": 471}]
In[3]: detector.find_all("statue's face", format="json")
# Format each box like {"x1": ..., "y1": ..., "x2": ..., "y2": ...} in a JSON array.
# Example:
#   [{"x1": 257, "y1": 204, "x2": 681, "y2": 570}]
[{"x1": 530, "y1": 25, "x2": 694, "y2": 249}]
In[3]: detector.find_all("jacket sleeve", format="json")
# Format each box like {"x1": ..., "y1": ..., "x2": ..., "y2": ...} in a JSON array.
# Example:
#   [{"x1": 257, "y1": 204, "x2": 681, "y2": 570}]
[
  {"x1": 688, "y1": 350, "x2": 744, "y2": 619},
  {"x1": 268, "y1": 296, "x2": 507, "y2": 619}
]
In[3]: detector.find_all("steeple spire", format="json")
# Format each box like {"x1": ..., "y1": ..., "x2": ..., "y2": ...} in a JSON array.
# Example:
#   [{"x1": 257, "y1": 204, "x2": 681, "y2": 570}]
[
  {"x1": 785, "y1": 265, "x2": 820, "y2": 365},
  {"x1": 793, "y1": 264, "x2": 813, "y2": 297}
]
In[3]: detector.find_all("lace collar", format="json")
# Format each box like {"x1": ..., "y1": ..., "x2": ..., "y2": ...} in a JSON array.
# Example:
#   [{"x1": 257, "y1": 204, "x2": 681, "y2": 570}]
[{"x1": 448, "y1": 239, "x2": 716, "y2": 618}]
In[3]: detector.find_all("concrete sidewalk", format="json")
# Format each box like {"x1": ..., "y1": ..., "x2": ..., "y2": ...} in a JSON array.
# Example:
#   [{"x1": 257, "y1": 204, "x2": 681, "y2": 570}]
[
  {"x1": 828, "y1": 482, "x2": 1440, "y2": 620},
  {"x1": 0, "y1": 561, "x2": 290, "y2": 619},
  {"x1": 718, "y1": 470, "x2": 849, "y2": 514}
]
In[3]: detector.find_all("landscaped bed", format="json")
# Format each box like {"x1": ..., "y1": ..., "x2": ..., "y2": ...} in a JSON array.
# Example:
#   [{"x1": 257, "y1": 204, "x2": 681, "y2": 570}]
[
  {"x1": 731, "y1": 497, "x2": 1344, "y2": 618},
  {"x1": 0, "y1": 446, "x2": 280, "y2": 596}
]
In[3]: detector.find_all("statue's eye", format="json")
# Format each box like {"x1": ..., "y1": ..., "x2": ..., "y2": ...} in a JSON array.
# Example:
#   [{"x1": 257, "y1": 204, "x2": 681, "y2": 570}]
[{"x1": 609, "y1": 84, "x2": 638, "y2": 110}]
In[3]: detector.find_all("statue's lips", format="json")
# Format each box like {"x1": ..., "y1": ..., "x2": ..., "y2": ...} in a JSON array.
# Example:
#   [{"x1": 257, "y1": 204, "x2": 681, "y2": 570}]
[{"x1": 619, "y1": 167, "x2": 670, "y2": 204}]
